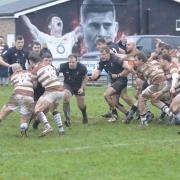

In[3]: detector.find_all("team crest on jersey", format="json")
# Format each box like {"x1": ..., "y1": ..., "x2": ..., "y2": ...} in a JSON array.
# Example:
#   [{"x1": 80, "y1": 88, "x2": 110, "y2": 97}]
[{"x1": 57, "y1": 44, "x2": 65, "y2": 54}]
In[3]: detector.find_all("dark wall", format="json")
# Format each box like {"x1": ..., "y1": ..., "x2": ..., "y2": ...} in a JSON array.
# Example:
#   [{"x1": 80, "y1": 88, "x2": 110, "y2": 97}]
[{"x1": 141, "y1": 0, "x2": 180, "y2": 35}]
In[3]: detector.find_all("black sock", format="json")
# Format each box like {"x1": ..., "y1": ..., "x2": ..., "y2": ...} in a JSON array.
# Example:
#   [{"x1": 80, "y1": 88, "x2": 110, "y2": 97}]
[
  {"x1": 63, "y1": 102, "x2": 70, "y2": 121},
  {"x1": 111, "y1": 108, "x2": 118, "y2": 116},
  {"x1": 131, "y1": 105, "x2": 138, "y2": 112},
  {"x1": 81, "y1": 106, "x2": 88, "y2": 123}
]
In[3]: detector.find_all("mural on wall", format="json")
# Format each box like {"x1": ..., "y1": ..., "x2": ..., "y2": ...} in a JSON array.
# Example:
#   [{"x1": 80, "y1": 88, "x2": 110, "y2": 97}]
[{"x1": 16, "y1": 0, "x2": 138, "y2": 59}]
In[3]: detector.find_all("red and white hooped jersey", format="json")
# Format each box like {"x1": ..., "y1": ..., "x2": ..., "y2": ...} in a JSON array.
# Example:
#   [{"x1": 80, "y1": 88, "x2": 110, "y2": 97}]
[
  {"x1": 11, "y1": 70, "x2": 34, "y2": 97},
  {"x1": 32, "y1": 63, "x2": 64, "y2": 92}
]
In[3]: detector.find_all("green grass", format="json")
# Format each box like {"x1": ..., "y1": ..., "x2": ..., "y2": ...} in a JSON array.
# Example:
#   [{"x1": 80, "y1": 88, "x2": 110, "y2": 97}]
[{"x1": 0, "y1": 85, "x2": 180, "y2": 180}]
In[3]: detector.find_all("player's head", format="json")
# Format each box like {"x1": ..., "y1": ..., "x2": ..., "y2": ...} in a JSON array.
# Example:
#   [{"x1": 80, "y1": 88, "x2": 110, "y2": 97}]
[
  {"x1": 47, "y1": 14, "x2": 63, "y2": 37},
  {"x1": 11, "y1": 63, "x2": 22, "y2": 73},
  {"x1": 96, "y1": 38, "x2": 107, "y2": 50},
  {"x1": 80, "y1": 0, "x2": 118, "y2": 52},
  {"x1": 99, "y1": 47, "x2": 111, "y2": 61},
  {"x1": 41, "y1": 52, "x2": 53, "y2": 65},
  {"x1": 126, "y1": 40, "x2": 136, "y2": 53},
  {"x1": 159, "y1": 54, "x2": 172, "y2": 66},
  {"x1": 15, "y1": 35, "x2": 24, "y2": 50},
  {"x1": 134, "y1": 52, "x2": 147, "y2": 66},
  {"x1": 28, "y1": 51, "x2": 41, "y2": 67},
  {"x1": 68, "y1": 54, "x2": 78, "y2": 69},
  {"x1": 31, "y1": 41, "x2": 41, "y2": 54},
  {"x1": 161, "y1": 44, "x2": 171, "y2": 55}
]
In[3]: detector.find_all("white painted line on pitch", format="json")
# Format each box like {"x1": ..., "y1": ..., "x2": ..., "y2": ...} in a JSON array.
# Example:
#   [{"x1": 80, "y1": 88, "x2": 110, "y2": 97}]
[{"x1": 1, "y1": 139, "x2": 180, "y2": 158}]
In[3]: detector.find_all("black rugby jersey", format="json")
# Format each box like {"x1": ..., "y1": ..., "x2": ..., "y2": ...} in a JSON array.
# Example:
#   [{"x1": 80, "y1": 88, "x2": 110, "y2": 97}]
[
  {"x1": 2, "y1": 47, "x2": 27, "y2": 74},
  {"x1": 98, "y1": 54, "x2": 127, "y2": 83},
  {"x1": 59, "y1": 62, "x2": 87, "y2": 88}
]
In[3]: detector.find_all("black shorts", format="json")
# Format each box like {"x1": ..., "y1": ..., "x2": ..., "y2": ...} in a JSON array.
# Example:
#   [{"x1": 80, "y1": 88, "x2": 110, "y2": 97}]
[
  {"x1": 111, "y1": 79, "x2": 127, "y2": 94},
  {"x1": 34, "y1": 83, "x2": 45, "y2": 101},
  {"x1": 142, "y1": 80, "x2": 149, "y2": 91},
  {"x1": 64, "y1": 83, "x2": 85, "y2": 96}
]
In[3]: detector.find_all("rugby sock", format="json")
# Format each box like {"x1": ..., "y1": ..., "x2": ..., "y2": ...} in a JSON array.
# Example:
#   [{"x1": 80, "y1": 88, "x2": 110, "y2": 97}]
[
  {"x1": 176, "y1": 112, "x2": 180, "y2": 120},
  {"x1": 162, "y1": 105, "x2": 173, "y2": 117},
  {"x1": 140, "y1": 113, "x2": 147, "y2": 123},
  {"x1": 20, "y1": 123, "x2": 28, "y2": 130},
  {"x1": 52, "y1": 111, "x2": 64, "y2": 132},
  {"x1": 63, "y1": 102, "x2": 71, "y2": 121},
  {"x1": 131, "y1": 105, "x2": 138, "y2": 112},
  {"x1": 37, "y1": 112, "x2": 51, "y2": 129},
  {"x1": 127, "y1": 105, "x2": 138, "y2": 117},
  {"x1": 111, "y1": 108, "x2": 118, "y2": 116},
  {"x1": 20, "y1": 123, "x2": 28, "y2": 136},
  {"x1": 52, "y1": 111, "x2": 63, "y2": 127},
  {"x1": 81, "y1": 106, "x2": 88, "y2": 124}
]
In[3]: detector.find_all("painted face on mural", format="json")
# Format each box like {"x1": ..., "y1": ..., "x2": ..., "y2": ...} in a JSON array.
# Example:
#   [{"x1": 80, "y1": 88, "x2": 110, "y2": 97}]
[
  {"x1": 81, "y1": 11, "x2": 118, "y2": 52},
  {"x1": 48, "y1": 16, "x2": 63, "y2": 37}
]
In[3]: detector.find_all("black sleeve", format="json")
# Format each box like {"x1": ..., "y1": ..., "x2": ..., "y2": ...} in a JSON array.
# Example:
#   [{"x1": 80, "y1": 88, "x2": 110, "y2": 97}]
[
  {"x1": 2, "y1": 48, "x2": 11, "y2": 63},
  {"x1": 81, "y1": 64, "x2": 88, "y2": 76},
  {"x1": 114, "y1": 55, "x2": 123, "y2": 66},
  {"x1": 97, "y1": 61, "x2": 103, "y2": 72}
]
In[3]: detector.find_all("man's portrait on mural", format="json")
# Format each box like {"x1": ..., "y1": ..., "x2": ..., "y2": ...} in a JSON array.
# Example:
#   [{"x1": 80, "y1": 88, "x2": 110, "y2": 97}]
[{"x1": 80, "y1": 0, "x2": 119, "y2": 52}]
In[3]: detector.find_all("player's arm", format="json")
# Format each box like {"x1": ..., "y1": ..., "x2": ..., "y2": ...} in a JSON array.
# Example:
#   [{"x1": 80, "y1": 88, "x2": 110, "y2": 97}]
[
  {"x1": 114, "y1": 58, "x2": 135, "y2": 78},
  {"x1": 152, "y1": 81, "x2": 171, "y2": 99},
  {"x1": 170, "y1": 67, "x2": 179, "y2": 94},
  {"x1": 88, "y1": 69, "x2": 101, "y2": 81},
  {"x1": 118, "y1": 47, "x2": 126, "y2": 54},
  {"x1": 78, "y1": 74, "x2": 88, "y2": 95},
  {"x1": 0, "y1": 56, "x2": 11, "y2": 67},
  {"x1": 114, "y1": 53, "x2": 127, "y2": 59}
]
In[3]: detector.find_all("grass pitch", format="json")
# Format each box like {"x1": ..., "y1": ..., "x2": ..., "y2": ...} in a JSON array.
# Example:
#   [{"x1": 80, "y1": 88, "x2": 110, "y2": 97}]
[{"x1": 0, "y1": 85, "x2": 180, "y2": 180}]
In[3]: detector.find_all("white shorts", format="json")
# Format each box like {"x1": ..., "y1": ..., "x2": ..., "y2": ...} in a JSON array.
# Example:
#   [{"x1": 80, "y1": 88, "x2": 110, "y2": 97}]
[
  {"x1": 35, "y1": 91, "x2": 64, "y2": 113},
  {"x1": 6, "y1": 94, "x2": 34, "y2": 115}
]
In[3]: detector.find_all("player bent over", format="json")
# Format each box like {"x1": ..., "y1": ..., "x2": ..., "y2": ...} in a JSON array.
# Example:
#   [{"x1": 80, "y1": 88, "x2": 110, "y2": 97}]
[
  {"x1": 29, "y1": 52, "x2": 65, "y2": 136},
  {"x1": 0, "y1": 63, "x2": 34, "y2": 137},
  {"x1": 133, "y1": 53, "x2": 174, "y2": 126}
]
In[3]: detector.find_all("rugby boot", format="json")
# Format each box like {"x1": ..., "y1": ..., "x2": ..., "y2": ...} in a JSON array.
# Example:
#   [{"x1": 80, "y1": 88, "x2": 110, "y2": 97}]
[
  {"x1": 65, "y1": 119, "x2": 71, "y2": 127},
  {"x1": 101, "y1": 111, "x2": 113, "y2": 118},
  {"x1": 108, "y1": 114, "x2": 118, "y2": 122},
  {"x1": 146, "y1": 111, "x2": 154, "y2": 123},
  {"x1": 59, "y1": 126, "x2": 65, "y2": 135},
  {"x1": 20, "y1": 128, "x2": 27, "y2": 137},
  {"x1": 39, "y1": 127, "x2": 53, "y2": 137}
]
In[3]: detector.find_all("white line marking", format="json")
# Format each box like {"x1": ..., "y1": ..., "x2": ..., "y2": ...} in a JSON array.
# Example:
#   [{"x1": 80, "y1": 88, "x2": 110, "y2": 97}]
[{"x1": 2, "y1": 139, "x2": 180, "y2": 158}]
